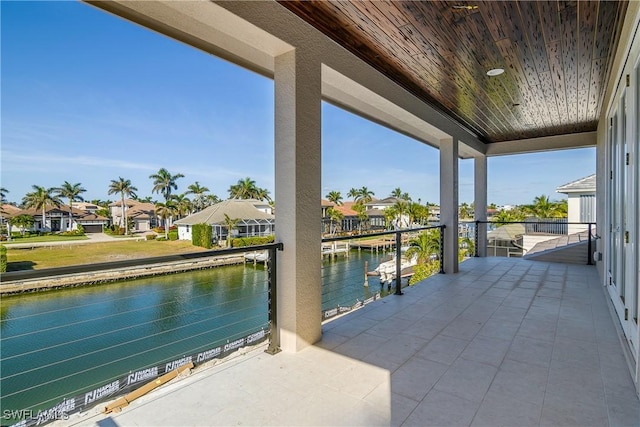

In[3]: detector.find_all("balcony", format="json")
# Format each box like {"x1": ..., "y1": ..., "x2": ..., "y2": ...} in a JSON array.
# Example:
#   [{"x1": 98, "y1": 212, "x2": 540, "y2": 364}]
[{"x1": 75, "y1": 257, "x2": 638, "y2": 427}]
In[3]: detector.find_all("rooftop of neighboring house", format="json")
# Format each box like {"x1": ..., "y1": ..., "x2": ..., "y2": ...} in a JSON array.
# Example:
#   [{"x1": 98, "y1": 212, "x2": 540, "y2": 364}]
[
  {"x1": 488, "y1": 223, "x2": 525, "y2": 240},
  {"x1": 364, "y1": 197, "x2": 401, "y2": 207},
  {"x1": 109, "y1": 199, "x2": 157, "y2": 219},
  {"x1": 109, "y1": 199, "x2": 156, "y2": 210},
  {"x1": 17, "y1": 204, "x2": 108, "y2": 220},
  {"x1": 72, "y1": 202, "x2": 101, "y2": 211},
  {"x1": 174, "y1": 199, "x2": 274, "y2": 226},
  {"x1": 1, "y1": 204, "x2": 23, "y2": 218},
  {"x1": 556, "y1": 174, "x2": 596, "y2": 194},
  {"x1": 330, "y1": 201, "x2": 385, "y2": 218}
]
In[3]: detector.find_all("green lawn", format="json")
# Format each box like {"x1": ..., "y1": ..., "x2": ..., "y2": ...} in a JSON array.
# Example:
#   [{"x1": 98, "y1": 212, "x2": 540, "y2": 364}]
[
  {"x1": 4, "y1": 240, "x2": 211, "y2": 271},
  {"x1": 3, "y1": 235, "x2": 89, "y2": 244}
]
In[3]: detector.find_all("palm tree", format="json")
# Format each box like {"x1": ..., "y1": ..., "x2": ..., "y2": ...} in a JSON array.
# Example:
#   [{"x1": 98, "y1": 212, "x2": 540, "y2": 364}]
[
  {"x1": 171, "y1": 193, "x2": 192, "y2": 219},
  {"x1": 56, "y1": 181, "x2": 86, "y2": 231},
  {"x1": 326, "y1": 207, "x2": 343, "y2": 236},
  {"x1": 186, "y1": 181, "x2": 210, "y2": 211},
  {"x1": 491, "y1": 209, "x2": 524, "y2": 224},
  {"x1": 0, "y1": 187, "x2": 9, "y2": 240},
  {"x1": 408, "y1": 202, "x2": 427, "y2": 225},
  {"x1": 254, "y1": 187, "x2": 272, "y2": 203},
  {"x1": 390, "y1": 187, "x2": 410, "y2": 200},
  {"x1": 357, "y1": 186, "x2": 375, "y2": 204},
  {"x1": 9, "y1": 214, "x2": 34, "y2": 237},
  {"x1": 459, "y1": 202, "x2": 472, "y2": 220},
  {"x1": 459, "y1": 236, "x2": 475, "y2": 260},
  {"x1": 223, "y1": 213, "x2": 240, "y2": 247},
  {"x1": 155, "y1": 201, "x2": 177, "y2": 239},
  {"x1": 393, "y1": 200, "x2": 409, "y2": 228},
  {"x1": 326, "y1": 190, "x2": 343, "y2": 206},
  {"x1": 22, "y1": 185, "x2": 61, "y2": 232},
  {"x1": 383, "y1": 207, "x2": 397, "y2": 230},
  {"x1": 352, "y1": 202, "x2": 368, "y2": 234},
  {"x1": 348, "y1": 186, "x2": 375, "y2": 204},
  {"x1": 204, "y1": 194, "x2": 221, "y2": 207},
  {"x1": 108, "y1": 177, "x2": 138, "y2": 235},
  {"x1": 405, "y1": 229, "x2": 441, "y2": 265},
  {"x1": 228, "y1": 177, "x2": 258, "y2": 199},
  {"x1": 526, "y1": 195, "x2": 565, "y2": 218},
  {"x1": 150, "y1": 168, "x2": 185, "y2": 202}
]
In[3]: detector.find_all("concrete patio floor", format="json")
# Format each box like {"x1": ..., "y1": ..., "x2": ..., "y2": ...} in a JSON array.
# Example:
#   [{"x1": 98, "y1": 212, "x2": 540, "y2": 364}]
[{"x1": 73, "y1": 257, "x2": 639, "y2": 426}]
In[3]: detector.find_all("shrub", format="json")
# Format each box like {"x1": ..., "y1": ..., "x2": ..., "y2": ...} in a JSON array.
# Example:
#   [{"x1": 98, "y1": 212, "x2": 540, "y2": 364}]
[
  {"x1": 146, "y1": 234, "x2": 156, "y2": 241},
  {"x1": 230, "y1": 235, "x2": 275, "y2": 248},
  {"x1": 408, "y1": 261, "x2": 440, "y2": 285},
  {"x1": 168, "y1": 231, "x2": 178, "y2": 241},
  {"x1": 156, "y1": 236, "x2": 167, "y2": 241},
  {"x1": 0, "y1": 245, "x2": 6, "y2": 273},
  {"x1": 192, "y1": 223, "x2": 213, "y2": 249}
]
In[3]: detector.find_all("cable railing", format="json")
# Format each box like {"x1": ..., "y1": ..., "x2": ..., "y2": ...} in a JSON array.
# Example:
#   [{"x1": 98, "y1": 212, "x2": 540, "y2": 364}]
[
  {"x1": 320, "y1": 226, "x2": 445, "y2": 321},
  {"x1": 0, "y1": 243, "x2": 282, "y2": 427},
  {"x1": 473, "y1": 220, "x2": 596, "y2": 265}
]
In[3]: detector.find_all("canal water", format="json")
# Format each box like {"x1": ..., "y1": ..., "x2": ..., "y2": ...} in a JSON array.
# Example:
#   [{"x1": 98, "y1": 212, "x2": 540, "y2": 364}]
[{"x1": 0, "y1": 249, "x2": 391, "y2": 418}]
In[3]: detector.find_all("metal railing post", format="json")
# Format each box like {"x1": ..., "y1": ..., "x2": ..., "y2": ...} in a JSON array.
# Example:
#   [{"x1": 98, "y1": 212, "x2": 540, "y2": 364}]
[
  {"x1": 587, "y1": 223, "x2": 593, "y2": 265},
  {"x1": 265, "y1": 243, "x2": 283, "y2": 355},
  {"x1": 439, "y1": 225, "x2": 445, "y2": 274},
  {"x1": 474, "y1": 220, "x2": 479, "y2": 257},
  {"x1": 395, "y1": 230, "x2": 403, "y2": 295}
]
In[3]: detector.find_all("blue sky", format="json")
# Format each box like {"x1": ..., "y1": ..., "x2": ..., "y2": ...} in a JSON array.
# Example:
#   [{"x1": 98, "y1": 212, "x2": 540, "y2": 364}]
[{"x1": 1, "y1": 1, "x2": 595, "y2": 207}]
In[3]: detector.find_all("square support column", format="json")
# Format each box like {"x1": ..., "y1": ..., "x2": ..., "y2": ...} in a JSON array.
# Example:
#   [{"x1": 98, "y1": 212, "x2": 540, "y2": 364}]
[
  {"x1": 274, "y1": 49, "x2": 322, "y2": 352},
  {"x1": 439, "y1": 137, "x2": 459, "y2": 273},
  {"x1": 474, "y1": 154, "x2": 488, "y2": 257}
]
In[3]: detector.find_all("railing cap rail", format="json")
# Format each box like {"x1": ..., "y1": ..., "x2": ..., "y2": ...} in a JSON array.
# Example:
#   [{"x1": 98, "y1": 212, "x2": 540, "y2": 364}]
[{"x1": 322, "y1": 225, "x2": 444, "y2": 243}]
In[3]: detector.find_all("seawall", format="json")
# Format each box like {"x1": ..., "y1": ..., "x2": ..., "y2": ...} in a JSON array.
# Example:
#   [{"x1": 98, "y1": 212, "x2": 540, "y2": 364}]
[{"x1": 0, "y1": 255, "x2": 247, "y2": 295}]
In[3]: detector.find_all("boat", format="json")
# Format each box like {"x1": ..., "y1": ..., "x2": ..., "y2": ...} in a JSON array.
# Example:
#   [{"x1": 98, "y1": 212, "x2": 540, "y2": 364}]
[
  {"x1": 244, "y1": 250, "x2": 268, "y2": 263},
  {"x1": 367, "y1": 248, "x2": 418, "y2": 286}
]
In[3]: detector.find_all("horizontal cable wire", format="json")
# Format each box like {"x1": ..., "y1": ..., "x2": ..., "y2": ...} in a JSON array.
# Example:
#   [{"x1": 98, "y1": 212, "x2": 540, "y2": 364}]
[
  {"x1": 1, "y1": 262, "x2": 261, "y2": 323},
  {"x1": 1, "y1": 311, "x2": 268, "y2": 398},
  {"x1": 22, "y1": 322, "x2": 269, "y2": 411},
  {"x1": 1, "y1": 285, "x2": 268, "y2": 344},
  {"x1": 1, "y1": 299, "x2": 267, "y2": 381},
  {"x1": 0, "y1": 288, "x2": 269, "y2": 362}
]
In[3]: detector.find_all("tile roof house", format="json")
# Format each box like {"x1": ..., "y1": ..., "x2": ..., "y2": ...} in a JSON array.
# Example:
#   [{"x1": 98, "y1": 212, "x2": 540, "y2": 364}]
[
  {"x1": 174, "y1": 199, "x2": 274, "y2": 242},
  {"x1": 16, "y1": 204, "x2": 108, "y2": 233},
  {"x1": 109, "y1": 199, "x2": 158, "y2": 232}
]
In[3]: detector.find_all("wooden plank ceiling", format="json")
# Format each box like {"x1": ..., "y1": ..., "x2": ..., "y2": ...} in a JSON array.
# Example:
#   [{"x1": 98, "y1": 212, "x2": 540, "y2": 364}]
[{"x1": 278, "y1": 0, "x2": 628, "y2": 143}]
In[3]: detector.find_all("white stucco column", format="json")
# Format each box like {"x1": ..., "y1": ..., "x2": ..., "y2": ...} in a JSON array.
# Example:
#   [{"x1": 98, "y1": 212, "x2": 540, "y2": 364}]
[
  {"x1": 274, "y1": 48, "x2": 322, "y2": 352},
  {"x1": 439, "y1": 137, "x2": 459, "y2": 273},
  {"x1": 474, "y1": 154, "x2": 488, "y2": 257}
]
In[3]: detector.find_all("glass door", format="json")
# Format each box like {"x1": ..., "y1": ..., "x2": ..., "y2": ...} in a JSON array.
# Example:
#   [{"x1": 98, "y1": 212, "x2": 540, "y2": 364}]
[{"x1": 608, "y1": 75, "x2": 638, "y2": 357}]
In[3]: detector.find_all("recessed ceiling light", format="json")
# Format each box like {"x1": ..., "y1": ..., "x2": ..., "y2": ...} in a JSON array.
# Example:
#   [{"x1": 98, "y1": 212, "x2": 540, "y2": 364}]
[{"x1": 487, "y1": 68, "x2": 504, "y2": 76}]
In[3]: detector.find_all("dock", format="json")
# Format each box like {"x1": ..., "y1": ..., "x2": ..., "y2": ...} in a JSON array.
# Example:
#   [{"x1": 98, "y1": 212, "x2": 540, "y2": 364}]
[{"x1": 321, "y1": 242, "x2": 350, "y2": 258}]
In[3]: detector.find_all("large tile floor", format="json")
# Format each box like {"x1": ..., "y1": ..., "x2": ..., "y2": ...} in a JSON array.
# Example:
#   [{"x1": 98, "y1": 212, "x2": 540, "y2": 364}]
[{"x1": 75, "y1": 257, "x2": 639, "y2": 427}]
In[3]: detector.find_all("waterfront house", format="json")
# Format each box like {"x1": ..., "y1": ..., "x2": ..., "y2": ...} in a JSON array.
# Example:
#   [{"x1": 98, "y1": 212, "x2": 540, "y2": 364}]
[
  {"x1": 15, "y1": 204, "x2": 108, "y2": 233},
  {"x1": 0, "y1": 204, "x2": 22, "y2": 238},
  {"x1": 109, "y1": 199, "x2": 158, "y2": 232},
  {"x1": 174, "y1": 198, "x2": 274, "y2": 242},
  {"x1": 60, "y1": 1, "x2": 640, "y2": 423}
]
